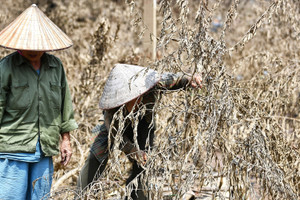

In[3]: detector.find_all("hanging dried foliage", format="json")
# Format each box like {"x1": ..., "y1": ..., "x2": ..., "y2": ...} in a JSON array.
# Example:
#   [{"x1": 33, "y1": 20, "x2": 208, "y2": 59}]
[{"x1": 0, "y1": 0, "x2": 299, "y2": 199}]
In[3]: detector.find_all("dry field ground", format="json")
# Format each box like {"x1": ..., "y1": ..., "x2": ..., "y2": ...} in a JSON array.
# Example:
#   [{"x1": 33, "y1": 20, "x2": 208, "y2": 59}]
[{"x1": 0, "y1": 0, "x2": 299, "y2": 199}]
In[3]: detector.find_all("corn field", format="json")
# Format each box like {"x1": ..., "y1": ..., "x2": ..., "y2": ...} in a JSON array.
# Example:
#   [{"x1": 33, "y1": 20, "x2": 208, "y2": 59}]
[{"x1": 0, "y1": 0, "x2": 299, "y2": 199}]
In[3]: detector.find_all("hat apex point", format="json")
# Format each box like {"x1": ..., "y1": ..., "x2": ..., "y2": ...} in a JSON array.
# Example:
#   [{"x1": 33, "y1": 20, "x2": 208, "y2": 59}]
[{"x1": 0, "y1": 3, "x2": 72, "y2": 51}]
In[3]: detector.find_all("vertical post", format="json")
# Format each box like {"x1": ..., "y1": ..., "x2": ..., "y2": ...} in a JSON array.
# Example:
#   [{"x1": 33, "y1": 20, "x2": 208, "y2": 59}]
[{"x1": 143, "y1": 0, "x2": 157, "y2": 60}]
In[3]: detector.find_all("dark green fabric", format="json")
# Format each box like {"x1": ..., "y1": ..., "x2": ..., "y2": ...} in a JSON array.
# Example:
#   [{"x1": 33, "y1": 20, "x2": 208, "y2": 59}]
[{"x1": 0, "y1": 52, "x2": 78, "y2": 156}]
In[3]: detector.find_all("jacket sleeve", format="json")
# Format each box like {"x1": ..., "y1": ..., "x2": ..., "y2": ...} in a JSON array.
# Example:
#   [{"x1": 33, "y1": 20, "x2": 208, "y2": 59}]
[
  {"x1": 156, "y1": 72, "x2": 189, "y2": 90},
  {"x1": 60, "y1": 66, "x2": 78, "y2": 133},
  {"x1": 0, "y1": 59, "x2": 9, "y2": 123}
]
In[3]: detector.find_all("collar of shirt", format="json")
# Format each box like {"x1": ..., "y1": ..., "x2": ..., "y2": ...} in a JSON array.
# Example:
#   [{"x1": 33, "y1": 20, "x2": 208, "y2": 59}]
[{"x1": 14, "y1": 52, "x2": 58, "y2": 69}]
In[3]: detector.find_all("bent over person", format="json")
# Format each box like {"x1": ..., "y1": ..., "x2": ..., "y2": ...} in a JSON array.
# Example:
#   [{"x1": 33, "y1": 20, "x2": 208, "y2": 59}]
[
  {"x1": 77, "y1": 64, "x2": 202, "y2": 199},
  {"x1": 0, "y1": 4, "x2": 78, "y2": 200}
]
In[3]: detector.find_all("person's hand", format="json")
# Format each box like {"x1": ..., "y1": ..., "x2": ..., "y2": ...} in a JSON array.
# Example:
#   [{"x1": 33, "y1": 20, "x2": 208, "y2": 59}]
[
  {"x1": 60, "y1": 132, "x2": 72, "y2": 166},
  {"x1": 130, "y1": 147, "x2": 147, "y2": 165},
  {"x1": 188, "y1": 74, "x2": 203, "y2": 88}
]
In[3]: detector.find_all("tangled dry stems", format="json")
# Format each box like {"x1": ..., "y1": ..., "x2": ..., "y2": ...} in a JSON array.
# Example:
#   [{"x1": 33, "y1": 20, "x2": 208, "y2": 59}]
[{"x1": 0, "y1": 0, "x2": 299, "y2": 199}]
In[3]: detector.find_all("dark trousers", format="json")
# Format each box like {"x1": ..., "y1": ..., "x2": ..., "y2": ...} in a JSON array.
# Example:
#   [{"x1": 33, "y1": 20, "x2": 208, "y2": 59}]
[{"x1": 77, "y1": 117, "x2": 154, "y2": 200}]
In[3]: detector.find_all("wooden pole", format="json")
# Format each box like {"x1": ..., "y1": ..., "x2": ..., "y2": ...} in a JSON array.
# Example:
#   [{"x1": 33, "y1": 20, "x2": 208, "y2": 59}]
[{"x1": 143, "y1": 0, "x2": 157, "y2": 60}]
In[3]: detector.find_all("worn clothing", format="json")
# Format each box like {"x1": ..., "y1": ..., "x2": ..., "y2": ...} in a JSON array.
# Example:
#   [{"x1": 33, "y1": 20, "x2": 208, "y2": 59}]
[
  {"x1": 90, "y1": 124, "x2": 109, "y2": 163},
  {"x1": 0, "y1": 139, "x2": 42, "y2": 162},
  {"x1": 78, "y1": 116, "x2": 153, "y2": 200},
  {"x1": 90, "y1": 72, "x2": 189, "y2": 161},
  {"x1": 0, "y1": 52, "x2": 78, "y2": 156},
  {"x1": 78, "y1": 72, "x2": 189, "y2": 199},
  {"x1": 0, "y1": 65, "x2": 42, "y2": 162},
  {"x1": 77, "y1": 151, "x2": 108, "y2": 191},
  {"x1": 0, "y1": 156, "x2": 53, "y2": 200}
]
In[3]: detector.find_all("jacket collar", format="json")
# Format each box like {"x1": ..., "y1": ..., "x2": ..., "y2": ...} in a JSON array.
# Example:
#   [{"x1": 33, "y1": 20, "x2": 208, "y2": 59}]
[{"x1": 15, "y1": 52, "x2": 57, "y2": 68}]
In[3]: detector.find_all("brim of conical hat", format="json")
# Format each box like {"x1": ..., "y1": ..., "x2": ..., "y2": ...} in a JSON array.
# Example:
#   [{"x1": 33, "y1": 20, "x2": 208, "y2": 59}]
[
  {"x1": 0, "y1": 4, "x2": 72, "y2": 51},
  {"x1": 99, "y1": 64, "x2": 161, "y2": 110}
]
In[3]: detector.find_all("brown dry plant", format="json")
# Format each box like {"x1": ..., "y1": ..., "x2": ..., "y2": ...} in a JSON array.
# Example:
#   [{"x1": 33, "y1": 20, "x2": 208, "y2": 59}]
[{"x1": 0, "y1": 0, "x2": 299, "y2": 199}]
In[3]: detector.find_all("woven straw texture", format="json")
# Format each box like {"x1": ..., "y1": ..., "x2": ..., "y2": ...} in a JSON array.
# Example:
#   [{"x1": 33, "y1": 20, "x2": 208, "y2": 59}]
[
  {"x1": 99, "y1": 64, "x2": 160, "y2": 110},
  {"x1": 0, "y1": 4, "x2": 72, "y2": 51}
]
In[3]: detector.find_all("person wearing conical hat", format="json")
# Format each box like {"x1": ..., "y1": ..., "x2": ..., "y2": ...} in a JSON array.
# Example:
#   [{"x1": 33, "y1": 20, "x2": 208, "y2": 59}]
[
  {"x1": 0, "y1": 4, "x2": 78, "y2": 199},
  {"x1": 77, "y1": 64, "x2": 202, "y2": 199}
]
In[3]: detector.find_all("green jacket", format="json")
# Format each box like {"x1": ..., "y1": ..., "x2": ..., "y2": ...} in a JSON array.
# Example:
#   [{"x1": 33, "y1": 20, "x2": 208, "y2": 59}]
[{"x1": 0, "y1": 52, "x2": 78, "y2": 156}]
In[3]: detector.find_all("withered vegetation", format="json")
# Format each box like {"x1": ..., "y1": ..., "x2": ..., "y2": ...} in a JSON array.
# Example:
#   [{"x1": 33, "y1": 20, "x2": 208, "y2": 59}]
[{"x1": 0, "y1": 0, "x2": 299, "y2": 199}]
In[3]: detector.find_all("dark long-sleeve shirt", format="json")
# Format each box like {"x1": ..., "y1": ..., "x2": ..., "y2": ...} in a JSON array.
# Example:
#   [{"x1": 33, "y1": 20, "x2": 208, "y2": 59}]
[{"x1": 90, "y1": 72, "x2": 190, "y2": 160}]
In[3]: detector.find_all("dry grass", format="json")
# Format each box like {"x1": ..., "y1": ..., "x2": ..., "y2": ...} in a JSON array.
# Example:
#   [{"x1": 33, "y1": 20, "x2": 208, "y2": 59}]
[{"x1": 0, "y1": 0, "x2": 299, "y2": 199}]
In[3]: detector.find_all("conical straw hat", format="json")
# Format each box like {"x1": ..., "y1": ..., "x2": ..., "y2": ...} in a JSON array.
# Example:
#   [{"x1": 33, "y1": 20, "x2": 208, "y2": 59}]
[
  {"x1": 0, "y1": 4, "x2": 72, "y2": 51},
  {"x1": 99, "y1": 64, "x2": 161, "y2": 110}
]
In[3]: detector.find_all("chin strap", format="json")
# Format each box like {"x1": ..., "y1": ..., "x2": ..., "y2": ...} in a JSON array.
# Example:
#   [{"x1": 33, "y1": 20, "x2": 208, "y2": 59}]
[{"x1": 17, "y1": 50, "x2": 23, "y2": 56}]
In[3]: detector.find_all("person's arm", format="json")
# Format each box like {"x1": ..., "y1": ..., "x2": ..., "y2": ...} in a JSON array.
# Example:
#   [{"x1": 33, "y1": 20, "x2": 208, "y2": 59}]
[
  {"x1": 0, "y1": 59, "x2": 12, "y2": 126},
  {"x1": 0, "y1": 72, "x2": 6, "y2": 123},
  {"x1": 59, "y1": 67, "x2": 78, "y2": 166},
  {"x1": 0, "y1": 59, "x2": 9, "y2": 123},
  {"x1": 157, "y1": 72, "x2": 202, "y2": 90}
]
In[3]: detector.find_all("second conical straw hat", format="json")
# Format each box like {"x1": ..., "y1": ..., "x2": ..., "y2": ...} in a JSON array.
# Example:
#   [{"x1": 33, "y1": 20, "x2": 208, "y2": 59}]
[
  {"x1": 99, "y1": 64, "x2": 161, "y2": 110},
  {"x1": 0, "y1": 4, "x2": 72, "y2": 51}
]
